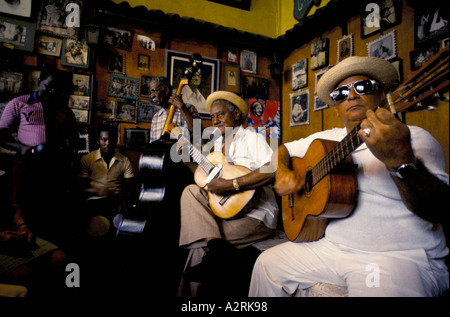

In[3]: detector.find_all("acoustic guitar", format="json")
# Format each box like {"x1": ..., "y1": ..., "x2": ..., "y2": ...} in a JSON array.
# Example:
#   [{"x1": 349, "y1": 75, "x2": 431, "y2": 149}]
[
  {"x1": 284, "y1": 45, "x2": 449, "y2": 242},
  {"x1": 170, "y1": 127, "x2": 255, "y2": 219}
]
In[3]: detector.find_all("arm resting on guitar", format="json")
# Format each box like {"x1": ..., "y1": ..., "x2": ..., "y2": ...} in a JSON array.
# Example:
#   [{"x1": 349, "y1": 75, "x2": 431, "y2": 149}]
[
  {"x1": 273, "y1": 145, "x2": 303, "y2": 196},
  {"x1": 207, "y1": 162, "x2": 275, "y2": 195}
]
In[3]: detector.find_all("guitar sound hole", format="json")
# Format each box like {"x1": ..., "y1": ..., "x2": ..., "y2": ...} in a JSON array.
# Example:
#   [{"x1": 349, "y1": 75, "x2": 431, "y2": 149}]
[{"x1": 304, "y1": 170, "x2": 313, "y2": 193}]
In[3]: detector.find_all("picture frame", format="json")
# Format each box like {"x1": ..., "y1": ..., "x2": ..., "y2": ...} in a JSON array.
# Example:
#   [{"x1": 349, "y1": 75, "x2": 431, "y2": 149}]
[
  {"x1": 290, "y1": 90, "x2": 310, "y2": 126},
  {"x1": 115, "y1": 98, "x2": 137, "y2": 123},
  {"x1": 227, "y1": 48, "x2": 239, "y2": 64},
  {"x1": 71, "y1": 73, "x2": 91, "y2": 97},
  {"x1": 0, "y1": 70, "x2": 23, "y2": 101},
  {"x1": 138, "y1": 54, "x2": 150, "y2": 71},
  {"x1": 337, "y1": 34, "x2": 353, "y2": 63},
  {"x1": 242, "y1": 76, "x2": 268, "y2": 100},
  {"x1": 68, "y1": 94, "x2": 90, "y2": 114},
  {"x1": 292, "y1": 58, "x2": 308, "y2": 90},
  {"x1": 137, "y1": 101, "x2": 161, "y2": 123},
  {"x1": 123, "y1": 128, "x2": 150, "y2": 149},
  {"x1": 95, "y1": 99, "x2": 116, "y2": 119},
  {"x1": 314, "y1": 95, "x2": 328, "y2": 112},
  {"x1": 165, "y1": 49, "x2": 220, "y2": 116},
  {"x1": 247, "y1": 98, "x2": 281, "y2": 139},
  {"x1": 85, "y1": 25, "x2": 100, "y2": 45},
  {"x1": 37, "y1": 0, "x2": 83, "y2": 38},
  {"x1": 223, "y1": 64, "x2": 240, "y2": 93},
  {"x1": 36, "y1": 35, "x2": 62, "y2": 56},
  {"x1": 314, "y1": 69, "x2": 327, "y2": 95},
  {"x1": 367, "y1": 30, "x2": 397, "y2": 61},
  {"x1": 240, "y1": 49, "x2": 257, "y2": 74},
  {"x1": 27, "y1": 69, "x2": 41, "y2": 92},
  {"x1": 139, "y1": 75, "x2": 152, "y2": 98},
  {"x1": 311, "y1": 38, "x2": 329, "y2": 70},
  {"x1": 102, "y1": 26, "x2": 133, "y2": 51},
  {"x1": 107, "y1": 53, "x2": 126, "y2": 74},
  {"x1": 414, "y1": 2, "x2": 449, "y2": 48},
  {"x1": 361, "y1": 0, "x2": 402, "y2": 39},
  {"x1": 61, "y1": 39, "x2": 90, "y2": 69},
  {"x1": 0, "y1": 16, "x2": 36, "y2": 52},
  {"x1": 78, "y1": 134, "x2": 90, "y2": 154},
  {"x1": 0, "y1": 0, "x2": 33, "y2": 18},
  {"x1": 108, "y1": 75, "x2": 139, "y2": 100},
  {"x1": 137, "y1": 35, "x2": 155, "y2": 51},
  {"x1": 409, "y1": 43, "x2": 439, "y2": 71}
]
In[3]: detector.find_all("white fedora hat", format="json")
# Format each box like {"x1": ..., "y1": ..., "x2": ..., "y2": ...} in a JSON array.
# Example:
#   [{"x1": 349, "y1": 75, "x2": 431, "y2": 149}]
[{"x1": 317, "y1": 56, "x2": 398, "y2": 105}]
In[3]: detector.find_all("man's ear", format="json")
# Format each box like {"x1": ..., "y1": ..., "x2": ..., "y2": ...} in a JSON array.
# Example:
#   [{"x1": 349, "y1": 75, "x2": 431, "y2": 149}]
[{"x1": 233, "y1": 108, "x2": 242, "y2": 121}]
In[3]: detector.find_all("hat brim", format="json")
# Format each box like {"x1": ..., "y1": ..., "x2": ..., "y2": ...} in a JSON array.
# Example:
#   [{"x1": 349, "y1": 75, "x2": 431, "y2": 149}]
[
  {"x1": 206, "y1": 91, "x2": 248, "y2": 117},
  {"x1": 317, "y1": 56, "x2": 398, "y2": 105}
]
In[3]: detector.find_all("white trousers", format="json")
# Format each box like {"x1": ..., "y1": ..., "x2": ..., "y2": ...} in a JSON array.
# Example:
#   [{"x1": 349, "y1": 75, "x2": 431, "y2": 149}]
[{"x1": 249, "y1": 238, "x2": 449, "y2": 297}]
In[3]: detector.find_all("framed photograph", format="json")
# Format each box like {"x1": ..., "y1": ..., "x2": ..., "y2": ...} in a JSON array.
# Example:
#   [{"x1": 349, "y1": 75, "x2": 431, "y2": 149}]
[
  {"x1": 314, "y1": 95, "x2": 328, "y2": 111},
  {"x1": 361, "y1": 0, "x2": 401, "y2": 39},
  {"x1": 0, "y1": 16, "x2": 35, "y2": 52},
  {"x1": 137, "y1": 35, "x2": 155, "y2": 51},
  {"x1": 0, "y1": 0, "x2": 32, "y2": 18},
  {"x1": 240, "y1": 49, "x2": 257, "y2": 74},
  {"x1": 165, "y1": 49, "x2": 220, "y2": 116},
  {"x1": 409, "y1": 43, "x2": 439, "y2": 71},
  {"x1": 69, "y1": 94, "x2": 90, "y2": 111},
  {"x1": 138, "y1": 101, "x2": 161, "y2": 123},
  {"x1": 61, "y1": 39, "x2": 89, "y2": 69},
  {"x1": 36, "y1": 35, "x2": 62, "y2": 56},
  {"x1": 314, "y1": 69, "x2": 327, "y2": 95},
  {"x1": 78, "y1": 134, "x2": 90, "y2": 154},
  {"x1": 223, "y1": 64, "x2": 240, "y2": 93},
  {"x1": 27, "y1": 69, "x2": 41, "y2": 92},
  {"x1": 95, "y1": 99, "x2": 116, "y2": 119},
  {"x1": 242, "y1": 76, "x2": 268, "y2": 100},
  {"x1": 37, "y1": 0, "x2": 83, "y2": 38},
  {"x1": 115, "y1": 98, "x2": 137, "y2": 123},
  {"x1": 247, "y1": 98, "x2": 281, "y2": 139},
  {"x1": 107, "y1": 53, "x2": 126, "y2": 74},
  {"x1": 227, "y1": 48, "x2": 239, "y2": 64},
  {"x1": 124, "y1": 128, "x2": 150, "y2": 149},
  {"x1": 311, "y1": 38, "x2": 329, "y2": 70},
  {"x1": 138, "y1": 54, "x2": 150, "y2": 71},
  {"x1": 337, "y1": 34, "x2": 353, "y2": 62},
  {"x1": 71, "y1": 73, "x2": 91, "y2": 96},
  {"x1": 290, "y1": 90, "x2": 310, "y2": 126},
  {"x1": 139, "y1": 75, "x2": 152, "y2": 98},
  {"x1": 85, "y1": 25, "x2": 100, "y2": 45},
  {"x1": 367, "y1": 30, "x2": 397, "y2": 60},
  {"x1": 0, "y1": 70, "x2": 23, "y2": 100},
  {"x1": 292, "y1": 58, "x2": 308, "y2": 90},
  {"x1": 72, "y1": 108, "x2": 89, "y2": 124},
  {"x1": 109, "y1": 75, "x2": 139, "y2": 100},
  {"x1": 414, "y1": 2, "x2": 449, "y2": 48},
  {"x1": 103, "y1": 26, "x2": 133, "y2": 51}
]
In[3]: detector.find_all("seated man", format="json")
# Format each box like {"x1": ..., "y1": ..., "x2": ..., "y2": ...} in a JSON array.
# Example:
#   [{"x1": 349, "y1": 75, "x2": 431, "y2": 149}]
[
  {"x1": 77, "y1": 124, "x2": 136, "y2": 237},
  {"x1": 249, "y1": 56, "x2": 449, "y2": 297},
  {"x1": 177, "y1": 91, "x2": 279, "y2": 296},
  {"x1": 149, "y1": 76, "x2": 200, "y2": 143}
]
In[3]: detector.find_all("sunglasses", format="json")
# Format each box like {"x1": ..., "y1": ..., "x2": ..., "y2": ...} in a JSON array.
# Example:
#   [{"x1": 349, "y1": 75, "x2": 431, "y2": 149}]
[{"x1": 330, "y1": 79, "x2": 377, "y2": 103}]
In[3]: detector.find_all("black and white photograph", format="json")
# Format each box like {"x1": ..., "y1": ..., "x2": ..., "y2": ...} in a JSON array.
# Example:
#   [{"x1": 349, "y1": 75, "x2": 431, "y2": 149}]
[
  {"x1": 71, "y1": 73, "x2": 90, "y2": 96},
  {"x1": 137, "y1": 35, "x2": 155, "y2": 51},
  {"x1": 115, "y1": 98, "x2": 137, "y2": 122},
  {"x1": 314, "y1": 95, "x2": 328, "y2": 111},
  {"x1": 103, "y1": 26, "x2": 133, "y2": 51},
  {"x1": 36, "y1": 35, "x2": 62, "y2": 56},
  {"x1": 310, "y1": 38, "x2": 329, "y2": 70},
  {"x1": 290, "y1": 90, "x2": 309, "y2": 126},
  {"x1": 138, "y1": 101, "x2": 161, "y2": 123},
  {"x1": 337, "y1": 34, "x2": 353, "y2": 62},
  {"x1": 240, "y1": 49, "x2": 257, "y2": 74},
  {"x1": 242, "y1": 76, "x2": 268, "y2": 100},
  {"x1": 0, "y1": 0, "x2": 32, "y2": 17},
  {"x1": 95, "y1": 99, "x2": 116, "y2": 119},
  {"x1": 0, "y1": 16, "x2": 35, "y2": 51},
  {"x1": 71, "y1": 108, "x2": 89, "y2": 124},
  {"x1": 138, "y1": 54, "x2": 149, "y2": 71},
  {"x1": 409, "y1": 43, "x2": 439, "y2": 71},
  {"x1": 61, "y1": 39, "x2": 89, "y2": 68},
  {"x1": 139, "y1": 75, "x2": 152, "y2": 98},
  {"x1": 109, "y1": 75, "x2": 139, "y2": 100},
  {"x1": 292, "y1": 58, "x2": 308, "y2": 90},
  {"x1": 414, "y1": 2, "x2": 449, "y2": 47},
  {"x1": 361, "y1": 0, "x2": 401, "y2": 38},
  {"x1": 68, "y1": 94, "x2": 90, "y2": 110},
  {"x1": 37, "y1": 0, "x2": 83, "y2": 38},
  {"x1": 0, "y1": 70, "x2": 23, "y2": 99},
  {"x1": 107, "y1": 53, "x2": 126, "y2": 74},
  {"x1": 367, "y1": 30, "x2": 397, "y2": 60}
]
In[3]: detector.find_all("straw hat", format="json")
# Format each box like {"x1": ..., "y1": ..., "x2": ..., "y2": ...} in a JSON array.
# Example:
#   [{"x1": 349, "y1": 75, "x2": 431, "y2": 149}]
[
  {"x1": 206, "y1": 91, "x2": 248, "y2": 117},
  {"x1": 317, "y1": 56, "x2": 398, "y2": 105}
]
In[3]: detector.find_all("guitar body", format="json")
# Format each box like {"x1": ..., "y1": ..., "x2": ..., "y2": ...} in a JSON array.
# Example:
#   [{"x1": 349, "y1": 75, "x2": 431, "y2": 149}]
[
  {"x1": 194, "y1": 152, "x2": 255, "y2": 219},
  {"x1": 283, "y1": 139, "x2": 358, "y2": 242}
]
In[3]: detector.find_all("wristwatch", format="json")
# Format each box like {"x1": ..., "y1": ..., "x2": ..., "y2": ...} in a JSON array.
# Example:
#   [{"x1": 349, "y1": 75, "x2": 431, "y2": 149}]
[
  {"x1": 232, "y1": 178, "x2": 240, "y2": 191},
  {"x1": 389, "y1": 158, "x2": 419, "y2": 180}
]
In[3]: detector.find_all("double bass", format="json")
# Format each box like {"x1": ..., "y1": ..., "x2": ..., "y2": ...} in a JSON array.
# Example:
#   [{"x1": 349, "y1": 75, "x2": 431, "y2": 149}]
[{"x1": 115, "y1": 54, "x2": 204, "y2": 240}]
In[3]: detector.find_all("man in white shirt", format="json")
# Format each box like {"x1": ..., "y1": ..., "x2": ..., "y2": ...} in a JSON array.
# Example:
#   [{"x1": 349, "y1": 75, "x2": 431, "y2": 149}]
[{"x1": 177, "y1": 91, "x2": 279, "y2": 296}]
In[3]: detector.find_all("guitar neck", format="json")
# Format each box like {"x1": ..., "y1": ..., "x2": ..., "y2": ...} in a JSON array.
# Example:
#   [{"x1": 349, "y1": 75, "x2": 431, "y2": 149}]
[{"x1": 178, "y1": 135, "x2": 215, "y2": 174}]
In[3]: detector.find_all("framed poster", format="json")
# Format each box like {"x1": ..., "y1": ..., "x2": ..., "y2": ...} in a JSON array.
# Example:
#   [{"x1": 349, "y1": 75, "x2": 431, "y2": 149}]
[
  {"x1": 0, "y1": 16, "x2": 35, "y2": 52},
  {"x1": 223, "y1": 64, "x2": 240, "y2": 93},
  {"x1": 290, "y1": 90, "x2": 310, "y2": 126},
  {"x1": 37, "y1": 0, "x2": 83, "y2": 38},
  {"x1": 165, "y1": 49, "x2": 220, "y2": 116},
  {"x1": 108, "y1": 75, "x2": 139, "y2": 100},
  {"x1": 61, "y1": 39, "x2": 89, "y2": 69}
]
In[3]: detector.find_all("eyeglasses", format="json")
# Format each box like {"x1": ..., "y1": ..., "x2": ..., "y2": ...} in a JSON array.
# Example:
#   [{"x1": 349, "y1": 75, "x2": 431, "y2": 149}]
[
  {"x1": 210, "y1": 111, "x2": 226, "y2": 120},
  {"x1": 330, "y1": 79, "x2": 377, "y2": 103}
]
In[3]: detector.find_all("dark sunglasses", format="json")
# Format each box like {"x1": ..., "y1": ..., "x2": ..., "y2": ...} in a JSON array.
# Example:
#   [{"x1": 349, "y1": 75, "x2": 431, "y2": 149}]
[{"x1": 330, "y1": 79, "x2": 377, "y2": 103}]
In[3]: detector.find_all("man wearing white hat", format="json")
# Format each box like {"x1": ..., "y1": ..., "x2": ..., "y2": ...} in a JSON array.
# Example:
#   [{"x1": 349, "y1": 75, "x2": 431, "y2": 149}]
[
  {"x1": 249, "y1": 56, "x2": 449, "y2": 297},
  {"x1": 178, "y1": 91, "x2": 279, "y2": 296}
]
